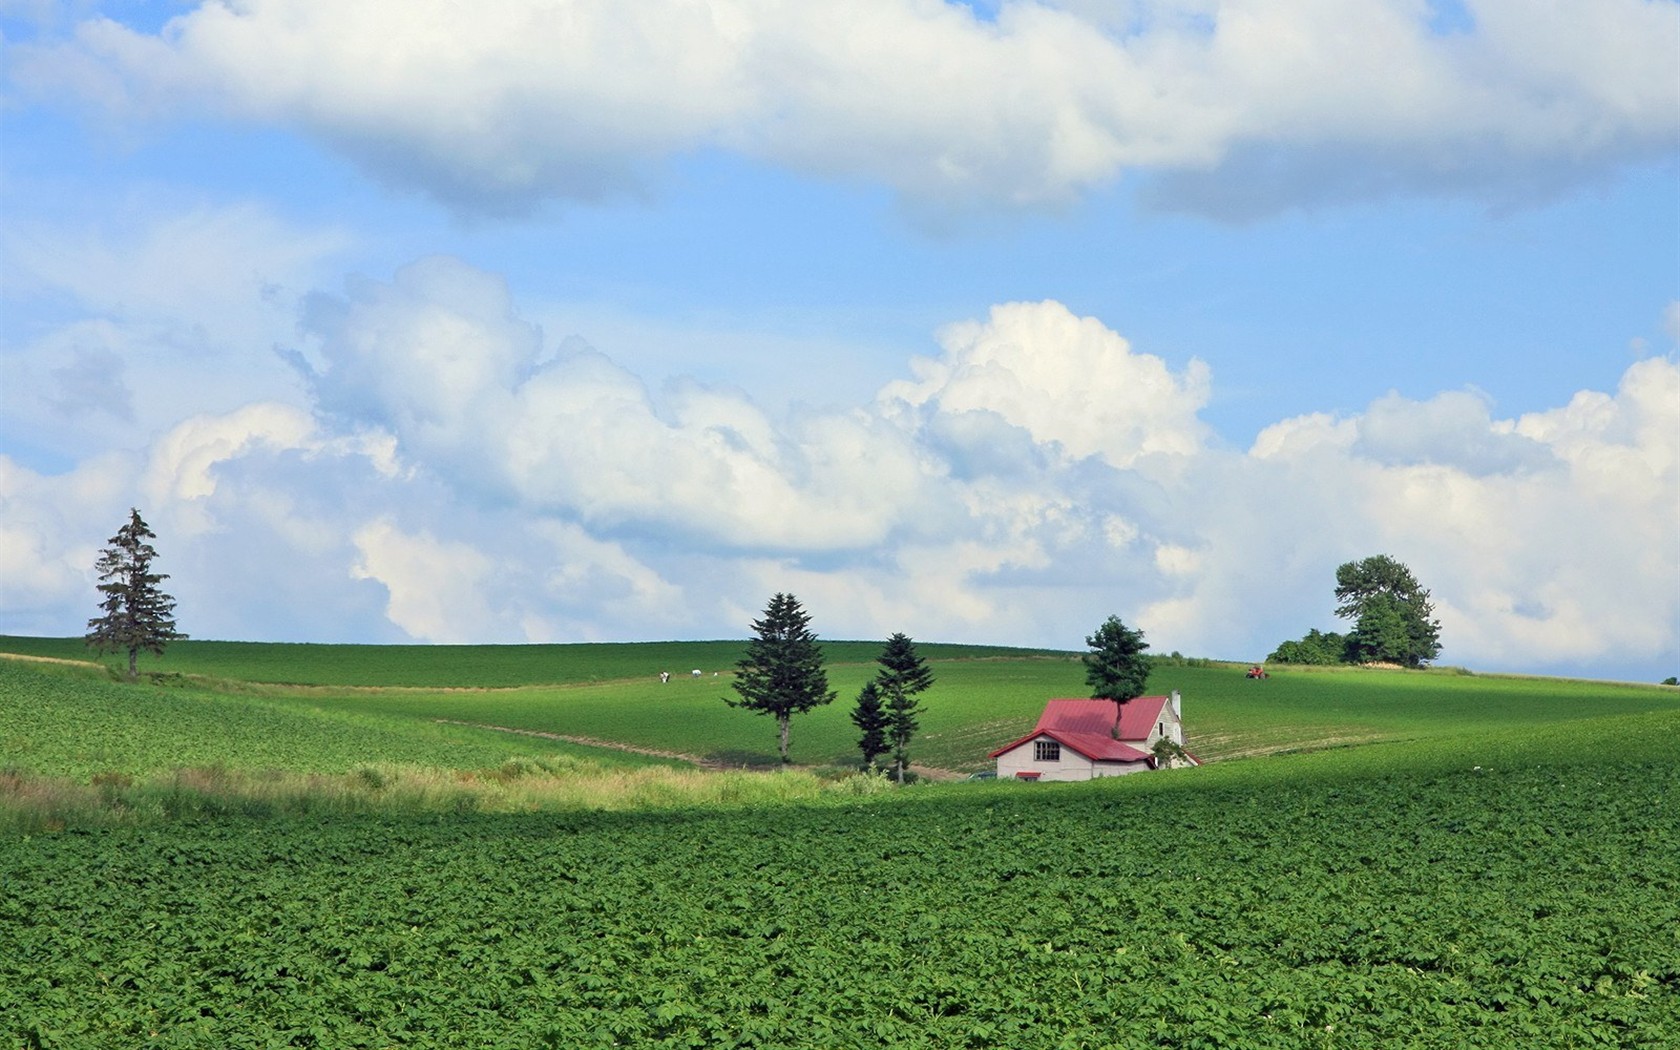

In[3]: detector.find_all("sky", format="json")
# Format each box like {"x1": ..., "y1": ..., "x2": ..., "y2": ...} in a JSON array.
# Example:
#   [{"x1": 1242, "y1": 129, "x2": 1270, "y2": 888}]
[{"x1": 1, "y1": 0, "x2": 1677, "y2": 682}]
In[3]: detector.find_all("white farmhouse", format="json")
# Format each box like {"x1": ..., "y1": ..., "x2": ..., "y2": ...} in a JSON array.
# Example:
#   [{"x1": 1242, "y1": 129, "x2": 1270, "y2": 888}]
[{"x1": 989, "y1": 693, "x2": 1198, "y2": 781}]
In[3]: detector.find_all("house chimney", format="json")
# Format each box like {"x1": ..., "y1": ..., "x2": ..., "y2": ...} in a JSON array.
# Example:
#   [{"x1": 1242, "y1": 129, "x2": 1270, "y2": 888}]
[{"x1": 1170, "y1": 690, "x2": 1181, "y2": 719}]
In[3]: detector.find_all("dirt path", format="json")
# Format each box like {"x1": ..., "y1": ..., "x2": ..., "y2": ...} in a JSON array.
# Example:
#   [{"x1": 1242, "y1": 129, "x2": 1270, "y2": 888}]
[
  {"x1": 436, "y1": 718, "x2": 968, "y2": 780},
  {"x1": 433, "y1": 718, "x2": 719, "y2": 766},
  {"x1": 0, "y1": 652, "x2": 102, "y2": 669}
]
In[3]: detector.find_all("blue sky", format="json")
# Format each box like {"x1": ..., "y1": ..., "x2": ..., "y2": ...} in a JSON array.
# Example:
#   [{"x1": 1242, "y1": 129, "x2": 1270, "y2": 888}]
[{"x1": 2, "y1": 0, "x2": 1677, "y2": 681}]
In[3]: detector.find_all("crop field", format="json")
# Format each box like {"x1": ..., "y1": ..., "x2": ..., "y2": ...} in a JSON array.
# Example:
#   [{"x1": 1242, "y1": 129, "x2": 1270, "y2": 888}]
[
  {"x1": 4, "y1": 715, "x2": 1678, "y2": 1049},
  {"x1": 2, "y1": 637, "x2": 1678, "y2": 1047}
]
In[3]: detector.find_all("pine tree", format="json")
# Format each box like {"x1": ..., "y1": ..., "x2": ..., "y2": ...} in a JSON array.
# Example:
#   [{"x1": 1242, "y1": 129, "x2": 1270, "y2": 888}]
[
  {"x1": 727, "y1": 593, "x2": 835, "y2": 763},
  {"x1": 1083, "y1": 615, "x2": 1150, "y2": 735},
  {"x1": 85, "y1": 508, "x2": 186, "y2": 680},
  {"x1": 875, "y1": 632, "x2": 934, "y2": 784},
  {"x1": 851, "y1": 679, "x2": 890, "y2": 770}
]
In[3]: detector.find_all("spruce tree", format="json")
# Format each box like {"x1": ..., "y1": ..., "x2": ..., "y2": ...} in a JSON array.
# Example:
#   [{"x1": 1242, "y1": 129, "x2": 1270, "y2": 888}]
[
  {"x1": 727, "y1": 593, "x2": 835, "y2": 763},
  {"x1": 876, "y1": 632, "x2": 934, "y2": 784},
  {"x1": 85, "y1": 508, "x2": 186, "y2": 680},
  {"x1": 851, "y1": 679, "x2": 890, "y2": 770}
]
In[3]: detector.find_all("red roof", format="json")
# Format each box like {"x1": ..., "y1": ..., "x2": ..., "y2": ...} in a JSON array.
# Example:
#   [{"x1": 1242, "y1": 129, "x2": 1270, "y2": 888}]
[{"x1": 987, "y1": 697, "x2": 1170, "y2": 763}]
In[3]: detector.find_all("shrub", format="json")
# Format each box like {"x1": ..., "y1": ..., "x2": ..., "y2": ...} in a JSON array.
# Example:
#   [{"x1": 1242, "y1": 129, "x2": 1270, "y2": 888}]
[{"x1": 1268, "y1": 628, "x2": 1348, "y2": 665}]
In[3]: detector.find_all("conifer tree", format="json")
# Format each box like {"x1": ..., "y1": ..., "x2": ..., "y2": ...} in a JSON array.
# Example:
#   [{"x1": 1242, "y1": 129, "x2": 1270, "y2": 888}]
[
  {"x1": 727, "y1": 593, "x2": 835, "y2": 763},
  {"x1": 85, "y1": 508, "x2": 185, "y2": 680},
  {"x1": 876, "y1": 632, "x2": 934, "y2": 784},
  {"x1": 851, "y1": 679, "x2": 890, "y2": 770}
]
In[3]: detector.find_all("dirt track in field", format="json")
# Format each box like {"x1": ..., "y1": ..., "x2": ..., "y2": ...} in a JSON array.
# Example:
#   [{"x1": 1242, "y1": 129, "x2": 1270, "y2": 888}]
[{"x1": 434, "y1": 718, "x2": 965, "y2": 779}]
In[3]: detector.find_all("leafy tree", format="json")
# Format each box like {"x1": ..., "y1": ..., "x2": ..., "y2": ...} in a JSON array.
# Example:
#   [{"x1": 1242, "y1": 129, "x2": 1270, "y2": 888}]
[
  {"x1": 1083, "y1": 615, "x2": 1150, "y2": 735},
  {"x1": 851, "y1": 680, "x2": 890, "y2": 770},
  {"x1": 1345, "y1": 593, "x2": 1413, "y2": 665},
  {"x1": 1151, "y1": 736, "x2": 1190, "y2": 769},
  {"x1": 85, "y1": 508, "x2": 186, "y2": 680},
  {"x1": 727, "y1": 593, "x2": 835, "y2": 764},
  {"x1": 1268, "y1": 628, "x2": 1348, "y2": 665},
  {"x1": 876, "y1": 632, "x2": 934, "y2": 784},
  {"x1": 1334, "y1": 555, "x2": 1442, "y2": 668}
]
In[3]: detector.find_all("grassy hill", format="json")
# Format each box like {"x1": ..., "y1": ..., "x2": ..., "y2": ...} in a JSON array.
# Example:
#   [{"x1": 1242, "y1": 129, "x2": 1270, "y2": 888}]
[
  {"x1": 0, "y1": 635, "x2": 1066, "y2": 687},
  {"x1": 6, "y1": 636, "x2": 1671, "y2": 778},
  {"x1": 2, "y1": 636, "x2": 1677, "y2": 1046}
]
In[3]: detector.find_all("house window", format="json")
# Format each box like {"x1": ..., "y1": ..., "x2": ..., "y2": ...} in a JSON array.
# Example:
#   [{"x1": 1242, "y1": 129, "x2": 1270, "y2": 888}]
[
  {"x1": 1158, "y1": 722, "x2": 1165, "y2": 737},
  {"x1": 1034, "y1": 739, "x2": 1060, "y2": 762}
]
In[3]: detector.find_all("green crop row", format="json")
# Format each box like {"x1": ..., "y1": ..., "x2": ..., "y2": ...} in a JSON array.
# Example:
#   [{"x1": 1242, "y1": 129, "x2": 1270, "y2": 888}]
[{"x1": 4, "y1": 725, "x2": 1675, "y2": 1048}]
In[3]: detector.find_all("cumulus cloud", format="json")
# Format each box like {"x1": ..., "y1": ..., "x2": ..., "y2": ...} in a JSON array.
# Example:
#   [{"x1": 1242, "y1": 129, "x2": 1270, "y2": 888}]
[
  {"x1": 351, "y1": 520, "x2": 499, "y2": 643},
  {"x1": 0, "y1": 450, "x2": 132, "y2": 631},
  {"x1": 1144, "y1": 355, "x2": 1680, "y2": 673},
  {"x1": 1, "y1": 252, "x2": 1674, "y2": 678},
  {"x1": 1352, "y1": 389, "x2": 1554, "y2": 475},
  {"x1": 12, "y1": 0, "x2": 1676, "y2": 216},
  {"x1": 881, "y1": 300, "x2": 1212, "y2": 469},
  {"x1": 295, "y1": 256, "x2": 944, "y2": 550}
]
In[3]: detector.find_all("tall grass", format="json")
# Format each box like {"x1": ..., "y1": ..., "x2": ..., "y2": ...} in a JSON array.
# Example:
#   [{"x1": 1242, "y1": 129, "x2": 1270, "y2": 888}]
[{"x1": 0, "y1": 758, "x2": 898, "y2": 834}]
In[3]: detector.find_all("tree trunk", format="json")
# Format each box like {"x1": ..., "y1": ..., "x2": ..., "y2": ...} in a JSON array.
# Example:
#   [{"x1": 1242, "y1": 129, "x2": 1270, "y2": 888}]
[
  {"x1": 127, "y1": 647, "x2": 138, "y2": 681},
  {"x1": 895, "y1": 756, "x2": 904, "y2": 785},
  {"x1": 778, "y1": 714, "x2": 790, "y2": 764}
]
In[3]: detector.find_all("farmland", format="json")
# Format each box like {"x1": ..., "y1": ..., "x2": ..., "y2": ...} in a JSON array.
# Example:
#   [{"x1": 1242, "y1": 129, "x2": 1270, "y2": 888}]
[{"x1": 2, "y1": 638, "x2": 1678, "y2": 1047}]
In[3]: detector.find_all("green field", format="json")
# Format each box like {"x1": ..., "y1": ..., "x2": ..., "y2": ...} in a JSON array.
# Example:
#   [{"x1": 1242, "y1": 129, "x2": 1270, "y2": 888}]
[
  {"x1": 0, "y1": 636, "x2": 1065, "y2": 688},
  {"x1": 2, "y1": 637, "x2": 1677, "y2": 1047},
  {"x1": 9, "y1": 635, "x2": 1668, "y2": 776}
]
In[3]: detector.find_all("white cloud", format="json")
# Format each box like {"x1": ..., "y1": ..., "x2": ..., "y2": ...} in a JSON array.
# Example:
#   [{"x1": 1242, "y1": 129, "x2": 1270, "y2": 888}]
[
  {"x1": 15, "y1": 0, "x2": 1676, "y2": 216},
  {"x1": 4, "y1": 200, "x2": 348, "y2": 335},
  {"x1": 0, "y1": 451, "x2": 133, "y2": 630},
  {"x1": 1146, "y1": 354, "x2": 1680, "y2": 673},
  {"x1": 144, "y1": 403, "x2": 318, "y2": 509},
  {"x1": 1, "y1": 257, "x2": 1673, "y2": 679},
  {"x1": 1249, "y1": 412, "x2": 1355, "y2": 460},
  {"x1": 0, "y1": 200, "x2": 348, "y2": 463},
  {"x1": 881, "y1": 300, "x2": 1211, "y2": 468},
  {"x1": 351, "y1": 520, "x2": 499, "y2": 643},
  {"x1": 1353, "y1": 389, "x2": 1553, "y2": 475},
  {"x1": 300, "y1": 256, "x2": 944, "y2": 550}
]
